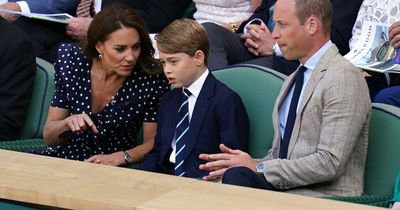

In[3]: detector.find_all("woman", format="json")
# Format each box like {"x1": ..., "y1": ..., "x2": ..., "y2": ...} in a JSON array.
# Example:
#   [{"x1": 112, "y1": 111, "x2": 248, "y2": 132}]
[
  {"x1": 193, "y1": 0, "x2": 261, "y2": 31},
  {"x1": 41, "y1": 3, "x2": 169, "y2": 166}
]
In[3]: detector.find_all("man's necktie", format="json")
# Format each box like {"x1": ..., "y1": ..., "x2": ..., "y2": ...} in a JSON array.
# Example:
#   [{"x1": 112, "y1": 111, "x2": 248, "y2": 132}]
[
  {"x1": 175, "y1": 89, "x2": 191, "y2": 177},
  {"x1": 76, "y1": 0, "x2": 95, "y2": 17},
  {"x1": 279, "y1": 66, "x2": 307, "y2": 159}
]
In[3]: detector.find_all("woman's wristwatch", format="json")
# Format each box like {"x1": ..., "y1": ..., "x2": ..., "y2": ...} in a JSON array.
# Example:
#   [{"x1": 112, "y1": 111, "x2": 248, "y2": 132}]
[{"x1": 123, "y1": 150, "x2": 133, "y2": 164}]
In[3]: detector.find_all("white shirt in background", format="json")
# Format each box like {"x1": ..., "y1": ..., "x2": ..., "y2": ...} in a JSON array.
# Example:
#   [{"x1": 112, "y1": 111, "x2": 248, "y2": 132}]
[{"x1": 193, "y1": 0, "x2": 253, "y2": 26}]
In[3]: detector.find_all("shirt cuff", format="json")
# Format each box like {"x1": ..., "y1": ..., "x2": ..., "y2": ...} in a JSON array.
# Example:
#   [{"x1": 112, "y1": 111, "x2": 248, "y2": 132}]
[
  {"x1": 94, "y1": 0, "x2": 102, "y2": 14},
  {"x1": 16, "y1": 1, "x2": 30, "y2": 14},
  {"x1": 243, "y1": 18, "x2": 264, "y2": 34}
]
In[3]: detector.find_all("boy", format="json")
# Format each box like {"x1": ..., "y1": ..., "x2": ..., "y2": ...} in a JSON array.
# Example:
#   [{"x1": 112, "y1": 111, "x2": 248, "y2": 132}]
[{"x1": 139, "y1": 19, "x2": 249, "y2": 178}]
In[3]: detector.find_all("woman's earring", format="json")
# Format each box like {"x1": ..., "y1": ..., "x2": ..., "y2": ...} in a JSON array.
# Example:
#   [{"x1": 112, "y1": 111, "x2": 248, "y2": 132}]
[{"x1": 98, "y1": 54, "x2": 103, "y2": 59}]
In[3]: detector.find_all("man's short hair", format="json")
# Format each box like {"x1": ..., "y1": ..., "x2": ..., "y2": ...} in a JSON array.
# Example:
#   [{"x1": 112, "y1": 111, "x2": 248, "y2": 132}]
[
  {"x1": 295, "y1": 0, "x2": 332, "y2": 34},
  {"x1": 156, "y1": 18, "x2": 209, "y2": 65}
]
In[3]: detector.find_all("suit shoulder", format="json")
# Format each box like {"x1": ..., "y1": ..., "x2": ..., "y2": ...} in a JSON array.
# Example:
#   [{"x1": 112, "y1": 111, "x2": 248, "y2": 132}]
[
  {"x1": 213, "y1": 78, "x2": 242, "y2": 99},
  {"x1": 0, "y1": 18, "x2": 32, "y2": 49},
  {"x1": 332, "y1": 55, "x2": 362, "y2": 75},
  {"x1": 323, "y1": 54, "x2": 368, "y2": 93}
]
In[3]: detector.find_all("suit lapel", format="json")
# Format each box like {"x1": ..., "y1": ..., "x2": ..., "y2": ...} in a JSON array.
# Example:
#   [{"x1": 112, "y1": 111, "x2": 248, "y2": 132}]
[
  {"x1": 180, "y1": 74, "x2": 215, "y2": 161},
  {"x1": 160, "y1": 89, "x2": 182, "y2": 161},
  {"x1": 272, "y1": 68, "x2": 298, "y2": 144},
  {"x1": 287, "y1": 45, "x2": 340, "y2": 157}
]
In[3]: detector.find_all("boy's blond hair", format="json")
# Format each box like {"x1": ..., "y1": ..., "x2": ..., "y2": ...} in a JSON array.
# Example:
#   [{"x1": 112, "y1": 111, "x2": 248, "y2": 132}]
[{"x1": 156, "y1": 18, "x2": 209, "y2": 65}]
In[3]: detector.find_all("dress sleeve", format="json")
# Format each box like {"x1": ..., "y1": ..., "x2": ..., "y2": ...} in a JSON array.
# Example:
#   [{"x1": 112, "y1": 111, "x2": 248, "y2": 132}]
[
  {"x1": 143, "y1": 74, "x2": 170, "y2": 122},
  {"x1": 51, "y1": 43, "x2": 73, "y2": 109}
]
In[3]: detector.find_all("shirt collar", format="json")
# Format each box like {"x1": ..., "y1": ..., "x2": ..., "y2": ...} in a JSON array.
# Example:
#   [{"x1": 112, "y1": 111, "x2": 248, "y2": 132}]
[
  {"x1": 303, "y1": 40, "x2": 333, "y2": 70},
  {"x1": 185, "y1": 69, "x2": 209, "y2": 98}
]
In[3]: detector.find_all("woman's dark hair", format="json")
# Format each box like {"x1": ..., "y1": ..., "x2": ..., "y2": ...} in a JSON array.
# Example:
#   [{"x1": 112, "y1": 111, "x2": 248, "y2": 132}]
[{"x1": 83, "y1": 3, "x2": 162, "y2": 74}]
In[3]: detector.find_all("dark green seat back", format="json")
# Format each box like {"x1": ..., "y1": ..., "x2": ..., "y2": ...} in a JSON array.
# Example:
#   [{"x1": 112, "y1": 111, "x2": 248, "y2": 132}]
[
  {"x1": 18, "y1": 58, "x2": 55, "y2": 139},
  {"x1": 211, "y1": 64, "x2": 286, "y2": 158},
  {"x1": 364, "y1": 103, "x2": 400, "y2": 195}
]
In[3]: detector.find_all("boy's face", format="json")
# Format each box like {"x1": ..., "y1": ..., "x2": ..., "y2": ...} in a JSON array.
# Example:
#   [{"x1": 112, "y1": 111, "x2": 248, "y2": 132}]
[{"x1": 158, "y1": 50, "x2": 205, "y2": 88}]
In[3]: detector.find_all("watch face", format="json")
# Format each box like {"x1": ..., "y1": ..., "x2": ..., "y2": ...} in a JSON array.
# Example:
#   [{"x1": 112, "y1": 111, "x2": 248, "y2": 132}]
[
  {"x1": 124, "y1": 152, "x2": 132, "y2": 163},
  {"x1": 256, "y1": 162, "x2": 264, "y2": 173}
]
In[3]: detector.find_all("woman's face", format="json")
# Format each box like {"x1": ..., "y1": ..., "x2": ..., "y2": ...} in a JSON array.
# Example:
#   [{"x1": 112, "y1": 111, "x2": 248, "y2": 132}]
[{"x1": 96, "y1": 27, "x2": 141, "y2": 76}]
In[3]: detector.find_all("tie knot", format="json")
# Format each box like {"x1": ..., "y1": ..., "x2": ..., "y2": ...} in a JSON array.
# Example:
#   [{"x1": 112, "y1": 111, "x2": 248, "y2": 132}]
[
  {"x1": 298, "y1": 65, "x2": 307, "y2": 73},
  {"x1": 183, "y1": 89, "x2": 192, "y2": 98}
]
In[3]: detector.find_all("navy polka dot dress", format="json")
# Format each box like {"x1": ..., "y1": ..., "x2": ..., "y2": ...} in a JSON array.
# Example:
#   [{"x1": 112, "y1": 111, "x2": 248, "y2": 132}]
[{"x1": 40, "y1": 43, "x2": 169, "y2": 161}]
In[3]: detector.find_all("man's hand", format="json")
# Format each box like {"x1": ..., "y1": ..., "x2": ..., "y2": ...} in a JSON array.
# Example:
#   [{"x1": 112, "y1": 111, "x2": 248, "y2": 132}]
[
  {"x1": 199, "y1": 144, "x2": 257, "y2": 181},
  {"x1": 241, "y1": 22, "x2": 275, "y2": 56},
  {"x1": 66, "y1": 17, "x2": 93, "y2": 41},
  {"x1": 389, "y1": 21, "x2": 400, "y2": 48},
  {"x1": 0, "y1": 3, "x2": 21, "y2": 22}
]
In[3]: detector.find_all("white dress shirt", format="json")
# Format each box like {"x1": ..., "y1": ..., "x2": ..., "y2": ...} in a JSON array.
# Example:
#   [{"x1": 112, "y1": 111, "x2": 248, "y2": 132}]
[
  {"x1": 279, "y1": 41, "x2": 333, "y2": 138},
  {"x1": 169, "y1": 70, "x2": 209, "y2": 163}
]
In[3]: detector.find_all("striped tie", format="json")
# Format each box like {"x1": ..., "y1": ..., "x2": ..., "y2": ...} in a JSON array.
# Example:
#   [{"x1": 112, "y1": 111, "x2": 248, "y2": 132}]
[
  {"x1": 76, "y1": 0, "x2": 95, "y2": 17},
  {"x1": 175, "y1": 89, "x2": 191, "y2": 177}
]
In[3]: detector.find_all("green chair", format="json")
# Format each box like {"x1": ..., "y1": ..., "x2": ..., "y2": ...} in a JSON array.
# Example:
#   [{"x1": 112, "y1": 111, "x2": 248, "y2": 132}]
[
  {"x1": 364, "y1": 103, "x2": 400, "y2": 196},
  {"x1": 327, "y1": 103, "x2": 400, "y2": 207},
  {"x1": 18, "y1": 57, "x2": 55, "y2": 139},
  {"x1": 211, "y1": 64, "x2": 286, "y2": 158},
  {"x1": 0, "y1": 58, "x2": 54, "y2": 151}
]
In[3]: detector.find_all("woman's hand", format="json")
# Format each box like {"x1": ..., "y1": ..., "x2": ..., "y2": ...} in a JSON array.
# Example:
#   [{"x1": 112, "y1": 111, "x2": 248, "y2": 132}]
[
  {"x1": 65, "y1": 113, "x2": 99, "y2": 134},
  {"x1": 85, "y1": 151, "x2": 125, "y2": 166}
]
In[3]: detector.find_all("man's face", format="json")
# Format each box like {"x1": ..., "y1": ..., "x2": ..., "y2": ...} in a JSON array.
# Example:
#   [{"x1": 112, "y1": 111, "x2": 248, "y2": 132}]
[{"x1": 272, "y1": 0, "x2": 310, "y2": 62}]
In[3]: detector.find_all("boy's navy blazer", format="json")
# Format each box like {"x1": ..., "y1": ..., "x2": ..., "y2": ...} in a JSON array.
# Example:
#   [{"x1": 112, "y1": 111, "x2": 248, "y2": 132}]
[{"x1": 139, "y1": 73, "x2": 249, "y2": 178}]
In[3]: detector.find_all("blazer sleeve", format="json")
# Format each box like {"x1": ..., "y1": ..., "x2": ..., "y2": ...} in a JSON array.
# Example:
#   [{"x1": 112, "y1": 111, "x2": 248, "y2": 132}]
[
  {"x1": 215, "y1": 92, "x2": 250, "y2": 152},
  {"x1": 261, "y1": 62, "x2": 370, "y2": 189},
  {"x1": 137, "y1": 134, "x2": 162, "y2": 172},
  {"x1": 0, "y1": 18, "x2": 35, "y2": 140},
  {"x1": 237, "y1": 0, "x2": 272, "y2": 33},
  {"x1": 21, "y1": 0, "x2": 79, "y2": 15}
]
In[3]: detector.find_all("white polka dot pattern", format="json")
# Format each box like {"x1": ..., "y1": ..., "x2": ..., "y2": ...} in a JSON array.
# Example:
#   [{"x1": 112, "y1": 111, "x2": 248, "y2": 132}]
[{"x1": 41, "y1": 43, "x2": 170, "y2": 160}]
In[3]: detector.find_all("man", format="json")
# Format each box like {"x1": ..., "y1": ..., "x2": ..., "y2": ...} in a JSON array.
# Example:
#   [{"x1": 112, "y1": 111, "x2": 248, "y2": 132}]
[
  {"x1": 0, "y1": 16, "x2": 36, "y2": 140},
  {"x1": 204, "y1": 0, "x2": 363, "y2": 75},
  {"x1": 66, "y1": 0, "x2": 192, "y2": 41},
  {"x1": 199, "y1": 0, "x2": 371, "y2": 197},
  {"x1": 0, "y1": 1, "x2": 79, "y2": 62}
]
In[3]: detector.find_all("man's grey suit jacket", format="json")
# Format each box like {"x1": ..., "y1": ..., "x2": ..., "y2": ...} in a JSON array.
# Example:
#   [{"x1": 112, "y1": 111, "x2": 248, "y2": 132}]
[{"x1": 259, "y1": 45, "x2": 371, "y2": 197}]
